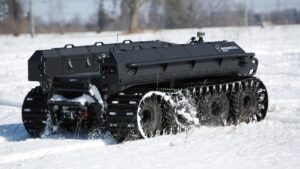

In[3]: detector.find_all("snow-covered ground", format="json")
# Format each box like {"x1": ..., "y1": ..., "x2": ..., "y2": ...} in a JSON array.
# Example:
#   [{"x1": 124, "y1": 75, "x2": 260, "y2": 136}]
[{"x1": 0, "y1": 25, "x2": 300, "y2": 169}]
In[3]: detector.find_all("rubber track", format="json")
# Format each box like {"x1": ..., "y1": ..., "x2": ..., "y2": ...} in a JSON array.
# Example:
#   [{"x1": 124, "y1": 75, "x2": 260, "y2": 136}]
[
  {"x1": 106, "y1": 77, "x2": 268, "y2": 140},
  {"x1": 22, "y1": 87, "x2": 48, "y2": 137},
  {"x1": 106, "y1": 93, "x2": 143, "y2": 140}
]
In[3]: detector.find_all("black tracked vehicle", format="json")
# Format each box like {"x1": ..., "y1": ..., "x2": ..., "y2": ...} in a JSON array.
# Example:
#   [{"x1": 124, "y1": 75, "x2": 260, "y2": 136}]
[{"x1": 22, "y1": 33, "x2": 268, "y2": 141}]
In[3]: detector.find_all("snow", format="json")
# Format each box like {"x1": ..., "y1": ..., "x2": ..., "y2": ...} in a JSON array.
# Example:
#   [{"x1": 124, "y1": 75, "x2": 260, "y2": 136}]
[
  {"x1": 136, "y1": 90, "x2": 199, "y2": 137},
  {"x1": 47, "y1": 85, "x2": 103, "y2": 106},
  {"x1": 1, "y1": 25, "x2": 300, "y2": 169},
  {"x1": 173, "y1": 91, "x2": 199, "y2": 126},
  {"x1": 89, "y1": 85, "x2": 104, "y2": 106},
  {"x1": 50, "y1": 94, "x2": 95, "y2": 106}
]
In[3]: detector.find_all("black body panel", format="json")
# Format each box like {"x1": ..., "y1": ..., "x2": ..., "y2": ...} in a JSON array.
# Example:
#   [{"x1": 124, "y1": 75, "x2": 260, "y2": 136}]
[{"x1": 28, "y1": 40, "x2": 257, "y2": 94}]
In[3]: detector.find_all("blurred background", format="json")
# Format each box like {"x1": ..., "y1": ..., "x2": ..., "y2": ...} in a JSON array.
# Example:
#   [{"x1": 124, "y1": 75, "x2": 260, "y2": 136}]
[
  {"x1": 0, "y1": 0, "x2": 300, "y2": 36},
  {"x1": 0, "y1": 1, "x2": 300, "y2": 168}
]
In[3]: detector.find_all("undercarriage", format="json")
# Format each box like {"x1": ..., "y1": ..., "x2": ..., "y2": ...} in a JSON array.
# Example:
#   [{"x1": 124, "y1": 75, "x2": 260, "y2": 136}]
[{"x1": 22, "y1": 77, "x2": 268, "y2": 142}]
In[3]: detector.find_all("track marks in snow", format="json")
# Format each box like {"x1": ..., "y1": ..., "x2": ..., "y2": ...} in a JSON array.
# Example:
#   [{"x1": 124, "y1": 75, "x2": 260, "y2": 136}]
[
  {"x1": 0, "y1": 141, "x2": 107, "y2": 164},
  {"x1": 0, "y1": 123, "x2": 28, "y2": 142}
]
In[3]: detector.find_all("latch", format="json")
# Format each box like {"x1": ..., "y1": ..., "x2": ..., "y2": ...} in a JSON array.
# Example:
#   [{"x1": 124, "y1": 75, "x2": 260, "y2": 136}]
[
  {"x1": 68, "y1": 59, "x2": 73, "y2": 69},
  {"x1": 86, "y1": 57, "x2": 91, "y2": 67}
]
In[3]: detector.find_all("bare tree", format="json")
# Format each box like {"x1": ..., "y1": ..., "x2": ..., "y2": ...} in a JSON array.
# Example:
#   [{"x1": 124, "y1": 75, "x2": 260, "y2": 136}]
[
  {"x1": 3, "y1": 0, "x2": 25, "y2": 35},
  {"x1": 182, "y1": 0, "x2": 207, "y2": 28},
  {"x1": 97, "y1": 0, "x2": 113, "y2": 32},
  {"x1": 47, "y1": 0, "x2": 64, "y2": 33},
  {"x1": 147, "y1": 0, "x2": 160, "y2": 29},
  {"x1": 205, "y1": 0, "x2": 224, "y2": 27},
  {"x1": 0, "y1": 0, "x2": 8, "y2": 21},
  {"x1": 163, "y1": 0, "x2": 188, "y2": 28},
  {"x1": 120, "y1": 0, "x2": 149, "y2": 33}
]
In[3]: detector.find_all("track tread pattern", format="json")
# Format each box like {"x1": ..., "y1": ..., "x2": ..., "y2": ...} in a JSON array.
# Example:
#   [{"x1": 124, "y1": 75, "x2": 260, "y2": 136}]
[{"x1": 105, "y1": 77, "x2": 268, "y2": 140}]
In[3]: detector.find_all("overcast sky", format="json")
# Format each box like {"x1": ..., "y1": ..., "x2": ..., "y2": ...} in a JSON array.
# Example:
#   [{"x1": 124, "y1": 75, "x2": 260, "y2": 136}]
[{"x1": 23, "y1": 0, "x2": 300, "y2": 24}]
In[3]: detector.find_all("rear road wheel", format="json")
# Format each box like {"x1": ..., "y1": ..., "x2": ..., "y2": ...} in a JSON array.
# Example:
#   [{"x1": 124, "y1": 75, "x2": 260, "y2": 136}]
[{"x1": 197, "y1": 92, "x2": 230, "y2": 126}]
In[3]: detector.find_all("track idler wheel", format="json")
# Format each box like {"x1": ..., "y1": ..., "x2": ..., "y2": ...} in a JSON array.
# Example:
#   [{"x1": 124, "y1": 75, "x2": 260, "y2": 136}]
[
  {"x1": 197, "y1": 91, "x2": 230, "y2": 126},
  {"x1": 22, "y1": 86, "x2": 48, "y2": 137},
  {"x1": 137, "y1": 93, "x2": 164, "y2": 138},
  {"x1": 230, "y1": 79, "x2": 268, "y2": 123}
]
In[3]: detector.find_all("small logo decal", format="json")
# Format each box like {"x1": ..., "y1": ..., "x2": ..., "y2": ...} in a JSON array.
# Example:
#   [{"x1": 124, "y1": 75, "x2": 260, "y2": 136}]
[
  {"x1": 215, "y1": 44, "x2": 239, "y2": 52},
  {"x1": 220, "y1": 46, "x2": 239, "y2": 52}
]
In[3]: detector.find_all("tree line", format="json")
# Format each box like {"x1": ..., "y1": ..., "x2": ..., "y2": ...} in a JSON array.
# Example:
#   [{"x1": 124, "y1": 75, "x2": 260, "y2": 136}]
[{"x1": 0, "y1": 0, "x2": 300, "y2": 36}]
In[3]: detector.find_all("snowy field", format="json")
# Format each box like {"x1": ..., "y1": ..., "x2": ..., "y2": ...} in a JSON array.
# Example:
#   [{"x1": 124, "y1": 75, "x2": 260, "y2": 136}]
[{"x1": 0, "y1": 25, "x2": 300, "y2": 169}]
